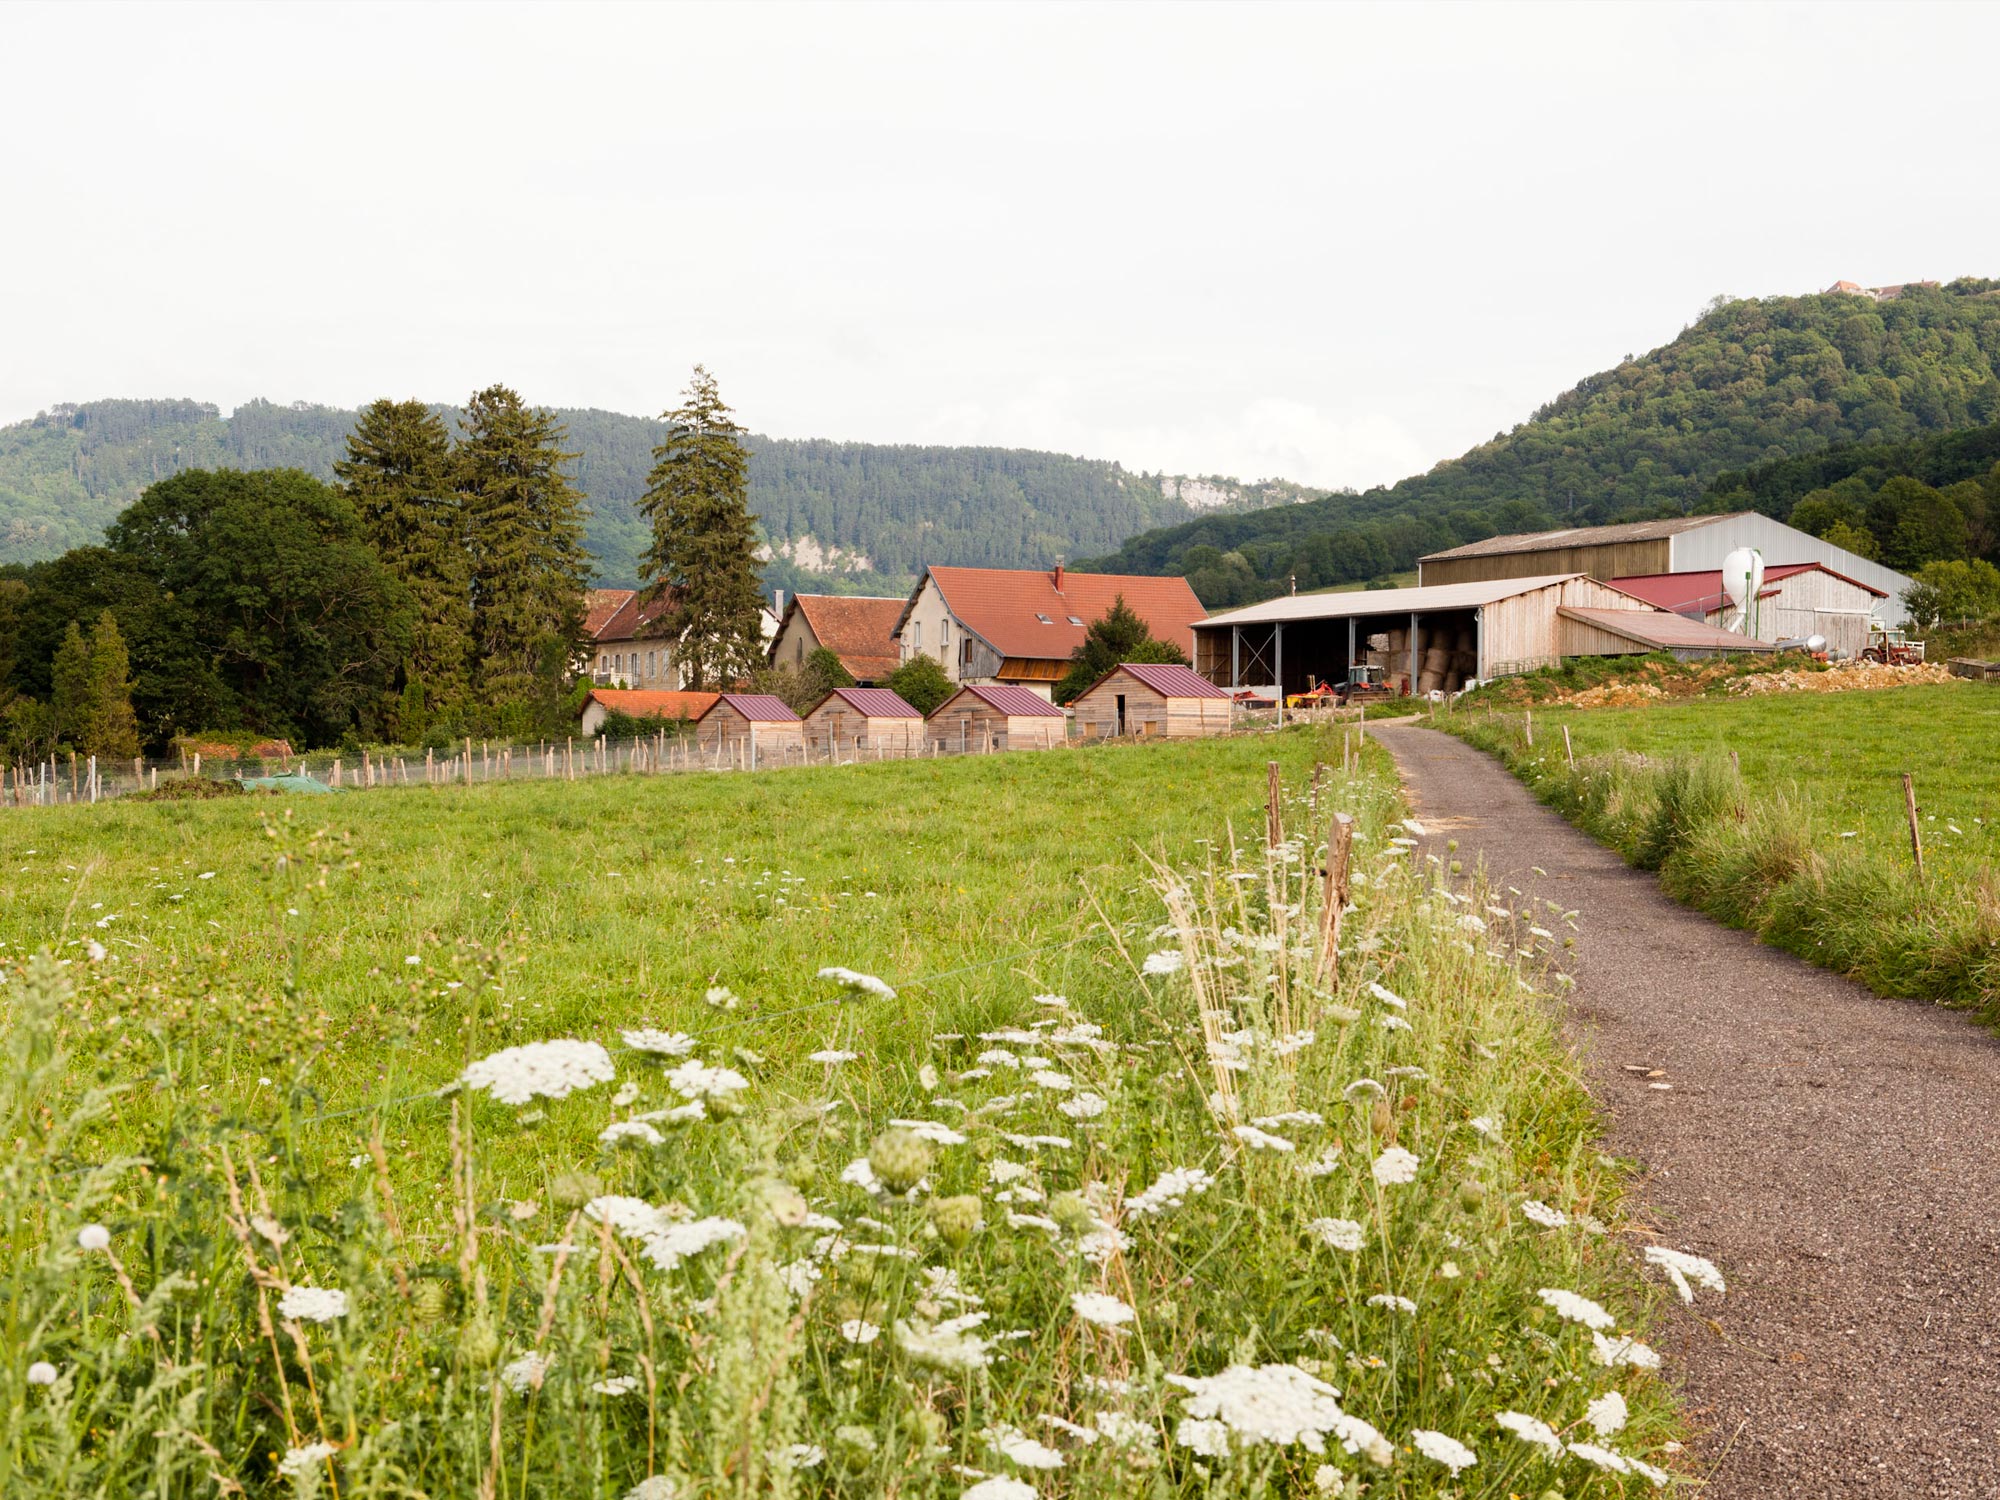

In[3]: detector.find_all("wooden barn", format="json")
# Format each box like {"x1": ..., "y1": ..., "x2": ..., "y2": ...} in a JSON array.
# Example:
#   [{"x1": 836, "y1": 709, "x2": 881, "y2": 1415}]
[
  {"x1": 927, "y1": 684, "x2": 1067, "y2": 752},
  {"x1": 1608, "y1": 563, "x2": 1886, "y2": 658},
  {"x1": 1194, "y1": 573, "x2": 1772, "y2": 696},
  {"x1": 693, "y1": 694, "x2": 805, "y2": 766},
  {"x1": 1070, "y1": 662, "x2": 1232, "y2": 739},
  {"x1": 803, "y1": 687, "x2": 924, "y2": 758}
]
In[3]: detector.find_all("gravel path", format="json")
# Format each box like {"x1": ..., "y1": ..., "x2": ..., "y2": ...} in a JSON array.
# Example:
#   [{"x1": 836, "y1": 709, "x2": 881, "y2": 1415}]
[{"x1": 1369, "y1": 722, "x2": 2000, "y2": 1499}]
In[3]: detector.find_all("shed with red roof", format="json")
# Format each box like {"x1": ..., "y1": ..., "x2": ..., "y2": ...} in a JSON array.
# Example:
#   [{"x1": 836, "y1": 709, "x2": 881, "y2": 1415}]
[
  {"x1": 926, "y1": 683, "x2": 1068, "y2": 753},
  {"x1": 1071, "y1": 662, "x2": 1233, "y2": 740},
  {"x1": 693, "y1": 693, "x2": 805, "y2": 765},
  {"x1": 580, "y1": 689, "x2": 720, "y2": 738},
  {"x1": 803, "y1": 686, "x2": 924, "y2": 758}
]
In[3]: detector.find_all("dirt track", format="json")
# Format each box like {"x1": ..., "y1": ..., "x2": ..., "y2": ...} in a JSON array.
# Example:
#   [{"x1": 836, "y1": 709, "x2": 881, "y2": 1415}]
[{"x1": 1369, "y1": 722, "x2": 2000, "y2": 1500}]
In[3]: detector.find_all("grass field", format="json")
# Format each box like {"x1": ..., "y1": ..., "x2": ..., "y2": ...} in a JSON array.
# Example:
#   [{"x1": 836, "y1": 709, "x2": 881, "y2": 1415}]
[
  {"x1": 1453, "y1": 681, "x2": 2000, "y2": 1014},
  {"x1": 0, "y1": 733, "x2": 1693, "y2": 1498}
]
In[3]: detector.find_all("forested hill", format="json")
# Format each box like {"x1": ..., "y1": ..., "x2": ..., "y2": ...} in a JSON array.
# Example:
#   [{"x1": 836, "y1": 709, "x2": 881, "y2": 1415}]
[
  {"x1": 1082, "y1": 280, "x2": 2000, "y2": 607},
  {"x1": 0, "y1": 400, "x2": 1308, "y2": 594}
]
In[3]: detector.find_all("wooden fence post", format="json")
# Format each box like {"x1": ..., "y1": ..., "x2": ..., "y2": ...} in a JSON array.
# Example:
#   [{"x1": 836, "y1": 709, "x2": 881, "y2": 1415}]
[
  {"x1": 1562, "y1": 724, "x2": 1574, "y2": 769},
  {"x1": 1266, "y1": 761, "x2": 1283, "y2": 848},
  {"x1": 1904, "y1": 772, "x2": 1925, "y2": 882},
  {"x1": 1524, "y1": 710, "x2": 1534, "y2": 748},
  {"x1": 1314, "y1": 812, "x2": 1354, "y2": 987}
]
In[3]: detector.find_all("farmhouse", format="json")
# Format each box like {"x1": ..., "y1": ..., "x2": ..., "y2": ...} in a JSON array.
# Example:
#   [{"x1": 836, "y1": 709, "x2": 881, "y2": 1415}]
[
  {"x1": 894, "y1": 564, "x2": 1207, "y2": 699},
  {"x1": 1071, "y1": 662, "x2": 1232, "y2": 740},
  {"x1": 1609, "y1": 562, "x2": 1886, "y2": 657},
  {"x1": 803, "y1": 686, "x2": 924, "y2": 757},
  {"x1": 769, "y1": 594, "x2": 905, "y2": 682},
  {"x1": 1416, "y1": 513, "x2": 1914, "y2": 624},
  {"x1": 692, "y1": 693, "x2": 804, "y2": 764},
  {"x1": 585, "y1": 588, "x2": 683, "y2": 688},
  {"x1": 1194, "y1": 574, "x2": 1772, "y2": 697},
  {"x1": 927, "y1": 683, "x2": 1067, "y2": 752},
  {"x1": 579, "y1": 689, "x2": 719, "y2": 738}
]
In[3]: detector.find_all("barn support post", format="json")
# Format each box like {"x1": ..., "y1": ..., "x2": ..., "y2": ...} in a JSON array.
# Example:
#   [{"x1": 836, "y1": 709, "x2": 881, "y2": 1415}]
[
  {"x1": 1231, "y1": 627, "x2": 1241, "y2": 689},
  {"x1": 1275, "y1": 623, "x2": 1285, "y2": 725},
  {"x1": 1408, "y1": 611, "x2": 1419, "y2": 696},
  {"x1": 1474, "y1": 607, "x2": 1485, "y2": 683},
  {"x1": 1347, "y1": 617, "x2": 1357, "y2": 681}
]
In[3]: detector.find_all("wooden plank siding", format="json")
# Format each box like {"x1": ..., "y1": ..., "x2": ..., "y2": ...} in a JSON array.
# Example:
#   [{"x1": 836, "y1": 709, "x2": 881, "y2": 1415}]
[
  {"x1": 695, "y1": 705, "x2": 805, "y2": 761},
  {"x1": 801, "y1": 702, "x2": 921, "y2": 758},
  {"x1": 1071, "y1": 668, "x2": 1230, "y2": 740},
  {"x1": 1420, "y1": 539, "x2": 1674, "y2": 589},
  {"x1": 1478, "y1": 577, "x2": 1648, "y2": 675},
  {"x1": 926, "y1": 690, "x2": 1066, "y2": 752}
]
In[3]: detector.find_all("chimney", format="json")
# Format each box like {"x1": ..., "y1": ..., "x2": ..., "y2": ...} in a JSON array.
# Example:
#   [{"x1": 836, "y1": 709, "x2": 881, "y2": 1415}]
[
  {"x1": 1052, "y1": 558, "x2": 1065, "y2": 591},
  {"x1": 773, "y1": 588, "x2": 786, "y2": 616}
]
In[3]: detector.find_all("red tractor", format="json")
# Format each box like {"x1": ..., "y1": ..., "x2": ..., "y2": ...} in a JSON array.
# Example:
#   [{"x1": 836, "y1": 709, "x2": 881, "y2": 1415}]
[{"x1": 1861, "y1": 627, "x2": 1925, "y2": 666}]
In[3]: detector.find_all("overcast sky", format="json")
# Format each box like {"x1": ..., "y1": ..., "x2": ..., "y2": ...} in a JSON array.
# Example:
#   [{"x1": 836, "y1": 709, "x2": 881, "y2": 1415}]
[{"x1": 6, "y1": 1, "x2": 1997, "y2": 491}]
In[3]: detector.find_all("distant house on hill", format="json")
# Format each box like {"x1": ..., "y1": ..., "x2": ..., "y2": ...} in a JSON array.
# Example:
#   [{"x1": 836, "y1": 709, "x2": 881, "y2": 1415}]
[
  {"x1": 769, "y1": 594, "x2": 905, "y2": 682},
  {"x1": 579, "y1": 688, "x2": 719, "y2": 738},
  {"x1": 893, "y1": 564, "x2": 1207, "y2": 700},
  {"x1": 1416, "y1": 513, "x2": 1915, "y2": 625}
]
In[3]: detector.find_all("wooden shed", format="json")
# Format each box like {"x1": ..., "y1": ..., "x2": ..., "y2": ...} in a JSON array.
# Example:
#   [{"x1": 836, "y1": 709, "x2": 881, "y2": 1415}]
[
  {"x1": 579, "y1": 689, "x2": 718, "y2": 739},
  {"x1": 693, "y1": 693, "x2": 805, "y2": 766},
  {"x1": 927, "y1": 684, "x2": 1067, "y2": 753},
  {"x1": 1071, "y1": 662, "x2": 1232, "y2": 739},
  {"x1": 803, "y1": 687, "x2": 924, "y2": 758}
]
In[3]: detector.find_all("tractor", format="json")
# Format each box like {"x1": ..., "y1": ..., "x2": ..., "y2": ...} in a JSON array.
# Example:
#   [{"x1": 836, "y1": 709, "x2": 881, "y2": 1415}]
[
  {"x1": 1336, "y1": 663, "x2": 1398, "y2": 708},
  {"x1": 1861, "y1": 627, "x2": 1926, "y2": 666}
]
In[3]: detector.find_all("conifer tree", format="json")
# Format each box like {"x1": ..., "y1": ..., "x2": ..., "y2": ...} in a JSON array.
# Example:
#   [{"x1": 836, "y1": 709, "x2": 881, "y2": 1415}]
[
  {"x1": 334, "y1": 399, "x2": 471, "y2": 733},
  {"x1": 50, "y1": 611, "x2": 139, "y2": 758},
  {"x1": 1053, "y1": 594, "x2": 1187, "y2": 703},
  {"x1": 50, "y1": 620, "x2": 89, "y2": 749},
  {"x1": 639, "y1": 367, "x2": 769, "y2": 690},
  {"x1": 456, "y1": 386, "x2": 590, "y2": 727}
]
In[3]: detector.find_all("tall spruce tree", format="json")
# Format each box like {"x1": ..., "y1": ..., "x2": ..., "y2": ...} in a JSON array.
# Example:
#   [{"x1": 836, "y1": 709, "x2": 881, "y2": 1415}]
[
  {"x1": 638, "y1": 367, "x2": 769, "y2": 690},
  {"x1": 457, "y1": 386, "x2": 590, "y2": 728},
  {"x1": 51, "y1": 610, "x2": 139, "y2": 759},
  {"x1": 333, "y1": 399, "x2": 471, "y2": 734}
]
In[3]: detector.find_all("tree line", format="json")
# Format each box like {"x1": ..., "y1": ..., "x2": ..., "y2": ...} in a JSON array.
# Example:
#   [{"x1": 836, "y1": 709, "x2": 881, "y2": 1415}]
[{"x1": 0, "y1": 372, "x2": 772, "y2": 761}]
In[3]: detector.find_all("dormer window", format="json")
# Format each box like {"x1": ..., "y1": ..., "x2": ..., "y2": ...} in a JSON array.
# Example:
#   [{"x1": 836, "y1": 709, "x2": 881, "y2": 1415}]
[
  {"x1": 1067, "y1": 616, "x2": 1084, "y2": 626},
  {"x1": 1035, "y1": 613, "x2": 1052, "y2": 624}
]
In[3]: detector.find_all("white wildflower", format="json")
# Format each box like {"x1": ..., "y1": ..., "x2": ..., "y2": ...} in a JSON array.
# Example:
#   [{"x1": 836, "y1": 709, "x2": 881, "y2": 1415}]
[
  {"x1": 1371, "y1": 1146, "x2": 1419, "y2": 1186},
  {"x1": 1252, "y1": 1110, "x2": 1325, "y2": 1128},
  {"x1": 277, "y1": 1286, "x2": 349, "y2": 1323},
  {"x1": 665, "y1": 1060, "x2": 750, "y2": 1100},
  {"x1": 1495, "y1": 1410, "x2": 1563, "y2": 1455},
  {"x1": 774, "y1": 1443, "x2": 824, "y2": 1470},
  {"x1": 960, "y1": 1479, "x2": 1038, "y2": 1500},
  {"x1": 1166, "y1": 1363, "x2": 1349, "y2": 1453},
  {"x1": 462, "y1": 1040, "x2": 615, "y2": 1105},
  {"x1": 634, "y1": 1100, "x2": 706, "y2": 1125},
  {"x1": 1467, "y1": 1115, "x2": 1501, "y2": 1139},
  {"x1": 1567, "y1": 1441, "x2": 1630, "y2": 1473},
  {"x1": 1366, "y1": 981, "x2": 1406, "y2": 1009},
  {"x1": 621, "y1": 1029, "x2": 697, "y2": 1057},
  {"x1": 1071, "y1": 1292, "x2": 1136, "y2": 1328},
  {"x1": 1033, "y1": 993, "x2": 1067, "y2": 1007},
  {"x1": 1126, "y1": 1166, "x2": 1213, "y2": 1216},
  {"x1": 26, "y1": 1361, "x2": 57, "y2": 1386},
  {"x1": 76, "y1": 1224, "x2": 111, "y2": 1253},
  {"x1": 624, "y1": 1478, "x2": 679, "y2": 1500},
  {"x1": 1645, "y1": 1245, "x2": 1725, "y2": 1303},
  {"x1": 1378, "y1": 1013, "x2": 1413, "y2": 1032},
  {"x1": 1586, "y1": 1390, "x2": 1628, "y2": 1436},
  {"x1": 277, "y1": 1442, "x2": 338, "y2": 1477},
  {"x1": 641, "y1": 1217, "x2": 746, "y2": 1272},
  {"x1": 890, "y1": 1118, "x2": 969, "y2": 1145},
  {"x1": 1092, "y1": 1411, "x2": 1156, "y2": 1450},
  {"x1": 1175, "y1": 1418, "x2": 1231, "y2": 1457},
  {"x1": 500, "y1": 1352, "x2": 552, "y2": 1394},
  {"x1": 584, "y1": 1195, "x2": 668, "y2": 1239},
  {"x1": 1312, "y1": 1463, "x2": 1344, "y2": 1492},
  {"x1": 1307, "y1": 1218, "x2": 1366, "y2": 1252},
  {"x1": 986, "y1": 1425, "x2": 1064, "y2": 1469},
  {"x1": 1233, "y1": 1124, "x2": 1295, "y2": 1152},
  {"x1": 840, "y1": 1320, "x2": 881, "y2": 1344},
  {"x1": 1299, "y1": 1147, "x2": 1345, "y2": 1178},
  {"x1": 1628, "y1": 1455, "x2": 1672, "y2": 1486},
  {"x1": 1520, "y1": 1199, "x2": 1568, "y2": 1229},
  {"x1": 895, "y1": 1317, "x2": 992, "y2": 1372},
  {"x1": 592, "y1": 1375, "x2": 641, "y2": 1396},
  {"x1": 1411, "y1": 1429, "x2": 1476, "y2": 1474},
  {"x1": 1028, "y1": 1069, "x2": 1073, "y2": 1091},
  {"x1": 808, "y1": 1049, "x2": 859, "y2": 1064},
  {"x1": 818, "y1": 966, "x2": 895, "y2": 1000},
  {"x1": 599, "y1": 1120, "x2": 664, "y2": 1147},
  {"x1": 1366, "y1": 1293, "x2": 1416, "y2": 1314},
  {"x1": 1538, "y1": 1287, "x2": 1616, "y2": 1330},
  {"x1": 1059, "y1": 1091, "x2": 1108, "y2": 1119},
  {"x1": 1141, "y1": 950, "x2": 1184, "y2": 976},
  {"x1": 1591, "y1": 1330, "x2": 1662, "y2": 1369}
]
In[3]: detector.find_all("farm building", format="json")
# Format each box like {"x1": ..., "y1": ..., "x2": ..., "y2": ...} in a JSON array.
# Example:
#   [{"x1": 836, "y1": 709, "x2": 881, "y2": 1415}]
[
  {"x1": 1071, "y1": 662, "x2": 1232, "y2": 739},
  {"x1": 1609, "y1": 563, "x2": 1886, "y2": 657},
  {"x1": 1416, "y1": 513, "x2": 1914, "y2": 624},
  {"x1": 579, "y1": 689, "x2": 719, "y2": 738},
  {"x1": 769, "y1": 594, "x2": 906, "y2": 682},
  {"x1": 893, "y1": 564, "x2": 1207, "y2": 698},
  {"x1": 927, "y1": 684, "x2": 1068, "y2": 752},
  {"x1": 1194, "y1": 574, "x2": 1772, "y2": 697},
  {"x1": 802, "y1": 687, "x2": 924, "y2": 757},
  {"x1": 693, "y1": 694, "x2": 805, "y2": 765},
  {"x1": 585, "y1": 587, "x2": 683, "y2": 688}
]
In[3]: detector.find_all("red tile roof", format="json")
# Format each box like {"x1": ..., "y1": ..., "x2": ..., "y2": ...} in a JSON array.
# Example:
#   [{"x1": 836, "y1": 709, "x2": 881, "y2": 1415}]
[
  {"x1": 813, "y1": 686, "x2": 923, "y2": 719},
  {"x1": 1103, "y1": 662, "x2": 1232, "y2": 699},
  {"x1": 788, "y1": 595, "x2": 905, "y2": 681},
  {"x1": 706, "y1": 693, "x2": 801, "y2": 724},
  {"x1": 935, "y1": 683, "x2": 1067, "y2": 718},
  {"x1": 1609, "y1": 562, "x2": 1885, "y2": 613},
  {"x1": 584, "y1": 588, "x2": 635, "y2": 637},
  {"x1": 583, "y1": 689, "x2": 719, "y2": 721},
  {"x1": 904, "y1": 567, "x2": 1207, "y2": 662},
  {"x1": 594, "y1": 587, "x2": 680, "y2": 642}
]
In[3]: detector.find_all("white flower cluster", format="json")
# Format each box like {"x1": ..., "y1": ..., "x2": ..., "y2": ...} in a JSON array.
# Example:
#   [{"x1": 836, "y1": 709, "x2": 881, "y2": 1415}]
[
  {"x1": 1306, "y1": 1217, "x2": 1366, "y2": 1253},
  {"x1": 1166, "y1": 1363, "x2": 1389, "y2": 1462},
  {"x1": 1371, "y1": 1146, "x2": 1419, "y2": 1186},
  {"x1": 818, "y1": 965, "x2": 896, "y2": 1000},
  {"x1": 1644, "y1": 1245, "x2": 1726, "y2": 1303},
  {"x1": 1411, "y1": 1428, "x2": 1476, "y2": 1474},
  {"x1": 277, "y1": 1286, "x2": 349, "y2": 1323},
  {"x1": 894, "y1": 1314, "x2": 992, "y2": 1373},
  {"x1": 462, "y1": 1040, "x2": 615, "y2": 1104},
  {"x1": 1070, "y1": 1291, "x2": 1136, "y2": 1328},
  {"x1": 1537, "y1": 1287, "x2": 1615, "y2": 1330},
  {"x1": 1126, "y1": 1166, "x2": 1213, "y2": 1217},
  {"x1": 582, "y1": 1196, "x2": 745, "y2": 1272},
  {"x1": 277, "y1": 1442, "x2": 338, "y2": 1478},
  {"x1": 984, "y1": 1424, "x2": 1064, "y2": 1470},
  {"x1": 501, "y1": 1352, "x2": 552, "y2": 1394},
  {"x1": 665, "y1": 1060, "x2": 750, "y2": 1100},
  {"x1": 1140, "y1": 950, "x2": 1184, "y2": 976},
  {"x1": 621, "y1": 1029, "x2": 697, "y2": 1056}
]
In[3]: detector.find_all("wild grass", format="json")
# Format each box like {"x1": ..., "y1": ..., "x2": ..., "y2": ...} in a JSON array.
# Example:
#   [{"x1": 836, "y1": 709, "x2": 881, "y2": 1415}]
[
  {"x1": 0, "y1": 733, "x2": 1692, "y2": 1497},
  {"x1": 1452, "y1": 683, "x2": 2000, "y2": 1018}
]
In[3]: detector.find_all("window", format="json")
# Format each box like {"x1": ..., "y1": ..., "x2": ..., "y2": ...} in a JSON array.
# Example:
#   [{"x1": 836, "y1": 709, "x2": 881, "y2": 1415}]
[
  {"x1": 614, "y1": 652, "x2": 623, "y2": 675},
  {"x1": 1034, "y1": 613, "x2": 1052, "y2": 624},
  {"x1": 646, "y1": 650, "x2": 656, "y2": 678},
  {"x1": 941, "y1": 617, "x2": 950, "y2": 648},
  {"x1": 913, "y1": 622, "x2": 922, "y2": 652},
  {"x1": 1067, "y1": 616, "x2": 1084, "y2": 626}
]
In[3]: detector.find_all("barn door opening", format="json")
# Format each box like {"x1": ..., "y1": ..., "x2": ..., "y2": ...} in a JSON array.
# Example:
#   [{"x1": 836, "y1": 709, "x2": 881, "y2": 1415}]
[{"x1": 1115, "y1": 693, "x2": 1127, "y2": 735}]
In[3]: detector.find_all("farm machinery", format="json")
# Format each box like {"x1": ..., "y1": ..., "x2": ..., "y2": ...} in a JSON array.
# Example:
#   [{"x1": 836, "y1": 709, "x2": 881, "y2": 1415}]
[{"x1": 1861, "y1": 627, "x2": 1926, "y2": 666}]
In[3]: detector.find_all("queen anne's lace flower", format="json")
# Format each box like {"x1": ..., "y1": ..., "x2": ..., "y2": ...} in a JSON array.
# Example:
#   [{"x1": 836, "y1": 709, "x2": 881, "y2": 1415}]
[
  {"x1": 1366, "y1": 982, "x2": 1407, "y2": 1010},
  {"x1": 621, "y1": 1029, "x2": 696, "y2": 1056},
  {"x1": 1307, "y1": 1218, "x2": 1366, "y2": 1252},
  {"x1": 1586, "y1": 1390, "x2": 1628, "y2": 1435},
  {"x1": 600, "y1": 1120, "x2": 664, "y2": 1147},
  {"x1": 1166, "y1": 1363, "x2": 1353, "y2": 1454},
  {"x1": 666, "y1": 1060, "x2": 750, "y2": 1100},
  {"x1": 1411, "y1": 1429, "x2": 1476, "y2": 1474},
  {"x1": 1644, "y1": 1245, "x2": 1726, "y2": 1303},
  {"x1": 1538, "y1": 1287, "x2": 1616, "y2": 1330},
  {"x1": 277, "y1": 1286, "x2": 349, "y2": 1323},
  {"x1": 1141, "y1": 950, "x2": 1184, "y2": 976},
  {"x1": 1126, "y1": 1167, "x2": 1212, "y2": 1217},
  {"x1": 1495, "y1": 1411, "x2": 1562, "y2": 1455},
  {"x1": 895, "y1": 1317, "x2": 992, "y2": 1372},
  {"x1": 818, "y1": 966, "x2": 896, "y2": 1000},
  {"x1": 1059, "y1": 1091, "x2": 1108, "y2": 1120},
  {"x1": 959, "y1": 1479, "x2": 1038, "y2": 1500},
  {"x1": 1371, "y1": 1146, "x2": 1419, "y2": 1186},
  {"x1": 985, "y1": 1425, "x2": 1064, "y2": 1469},
  {"x1": 641, "y1": 1217, "x2": 746, "y2": 1272},
  {"x1": 1366, "y1": 1293, "x2": 1416, "y2": 1314},
  {"x1": 840, "y1": 1320, "x2": 881, "y2": 1344},
  {"x1": 277, "y1": 1442, "x2": 338, "y2": 1477},
  {"x1": 1233, "y1": 1124, "x2": 1295, "y2": 1152},
  {"x1": 501, "y1": 1352, "x2": 552, "y2": 1393},
  {"x1": 462, "y1": 1040, "x2": 615, "y2": 1104},
  {"x1": 1520, "y1": 1199, "x2": 1568, "y2": 1229},
  {"x1": 1567, "y1": 1441, "x2": 1630, "y2": 1473},
  {"x1": 1071, "y1": 1292, "x2": 1136, "y2": 1328},
  {"x1": 1591, "y1": 1330, "x2": 1662, "y2": 1369}
]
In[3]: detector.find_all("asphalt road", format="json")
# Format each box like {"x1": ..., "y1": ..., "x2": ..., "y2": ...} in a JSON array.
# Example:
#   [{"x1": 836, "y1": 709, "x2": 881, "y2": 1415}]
[{"x1": 1369, "y1": 722, "x2": 2000, "y2": 1500}]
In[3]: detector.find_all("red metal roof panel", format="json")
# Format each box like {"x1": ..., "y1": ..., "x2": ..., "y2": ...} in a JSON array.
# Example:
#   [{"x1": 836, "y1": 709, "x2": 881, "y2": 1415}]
[
  {"x1": 819, "y1": 686, "x2": 922, "y2": 718},
  {"x1": 936, "y1": 683, "x2": 1067, "y2": 718},
  {"x1": 1113, "y1": 662, "x2": 1232, "y2": 699},
  {"x1": 713, "y1": 693, "x2": 802, "y2": 723}
]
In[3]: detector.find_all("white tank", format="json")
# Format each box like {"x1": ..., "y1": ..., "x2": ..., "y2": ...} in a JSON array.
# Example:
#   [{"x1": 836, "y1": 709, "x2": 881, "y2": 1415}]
[{"x1": 1720, "y1": 547, "x2": 1765, "y2": 633}]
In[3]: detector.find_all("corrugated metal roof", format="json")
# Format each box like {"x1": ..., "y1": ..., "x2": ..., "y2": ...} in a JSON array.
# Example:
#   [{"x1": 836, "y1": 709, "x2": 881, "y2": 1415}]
[
  {"x1": 1559, "y1": 607, "x2": 1777, "y2": 652},
  {"x1": 1419, "y1": 514, "x2": 1749, "y2": 563},
  {"x1": 1103, "y1": 662, "x2": 1232, "y2": 699},
  {"x1": 1196, "y1": 574, "x2": 1586, "y2": 628},
  {"x1": 1610, "y1": 562, "x2": 1886, "y2": 611},
  {"x1": 904, "y1": 566, "x2": 1208, "y2": 660},
  {"x1": 936, "y1": 683, "x2": 1067, "y2": 718},
  {"x1": 583, "y1": 689, "x2": 719, "y2": 720},
  {"x1": 788, "y1": 595, "x2": 906, "y2": 680},
  {"x1": 708, "y1": 693, "x2": 802, "y2": 723},
  {"x1": 816, "y1": 686, "x2": 922, "y2": 718}
]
